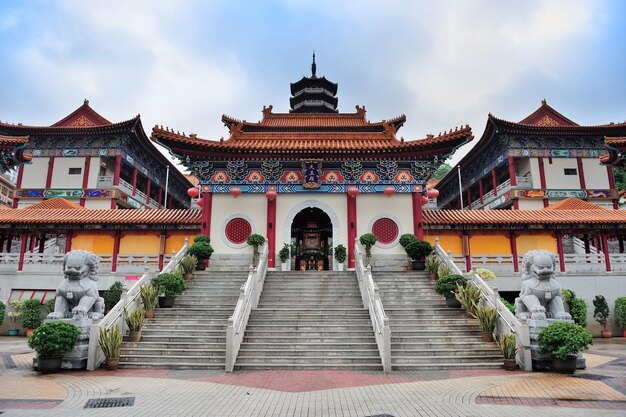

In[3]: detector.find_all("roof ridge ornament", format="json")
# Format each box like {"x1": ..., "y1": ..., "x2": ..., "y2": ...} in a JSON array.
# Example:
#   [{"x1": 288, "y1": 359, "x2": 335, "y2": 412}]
[{"x1": 312, "y1": 51, "x2": 316, "y2": 77}]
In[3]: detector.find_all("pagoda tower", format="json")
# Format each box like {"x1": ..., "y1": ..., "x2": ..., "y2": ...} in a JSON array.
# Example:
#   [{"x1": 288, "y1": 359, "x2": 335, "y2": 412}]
[{"x1": 289, "y1": 53, "x2": 338, "y2": 113}]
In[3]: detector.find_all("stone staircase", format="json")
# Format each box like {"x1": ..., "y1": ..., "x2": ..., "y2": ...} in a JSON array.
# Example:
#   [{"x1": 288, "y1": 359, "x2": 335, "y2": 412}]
[
  {"x1": 235, "y1": 271, "x2": 383, "y2": 370},
  {"x1": 119, "y1": 271, "x2": 247, "y2": 369},
  {"x1": 373, "y1": 271, "x2": 503, "y2": 370}
]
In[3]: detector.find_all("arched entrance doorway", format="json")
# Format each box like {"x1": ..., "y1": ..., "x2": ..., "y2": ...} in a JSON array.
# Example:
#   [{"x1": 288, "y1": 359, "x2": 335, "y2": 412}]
[{"x1": 291, "y1": 207, "x2": 332, "y2": 271}]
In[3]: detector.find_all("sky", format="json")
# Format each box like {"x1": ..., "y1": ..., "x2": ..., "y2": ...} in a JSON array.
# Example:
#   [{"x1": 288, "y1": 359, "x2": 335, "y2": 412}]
[{"x1": 1, "y1": 0, "x2": 625, "y2": 170}]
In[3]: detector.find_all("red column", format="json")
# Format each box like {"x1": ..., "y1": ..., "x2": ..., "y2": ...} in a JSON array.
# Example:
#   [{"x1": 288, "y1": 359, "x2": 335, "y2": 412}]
[
  {"x1": 509, "y1": 233, "x2": 519, "y2": 272},
  {"x1": 18, "y1": 233, "x2": 28, "y2": 272},
  {"x1": 45, "y1": 156, "x2": 55, "y2": 189},
  {"x1": 112, "y1": 231, "x2": 121, "y2": 273},
  {"x1": 463, "y1": 233, "x2": 471, "y2": 272},
  {"x1": 478, "y1": 178, "x2": 484, "y2": 205},
  {"x1": 79, "y1": 155, "x2": 91, "y2": 207},
  {"x1": 607, "y1": 166, "x2": 618, "y2": 209},
  {"x1": 601, "y1": 233, "x2": 611, "y2": 272},
  {"x1": 347, "y1": 193, "x2": 357, "y2": 269},
  {"x1": 492, "y1": 169, "x2": 498, "y2": 197},
  {"x1": 158, "y1": 233, "x2": 166, "y2": 271},
  {"x1": 200, "y1": 192, "x2": 212, "y2": 237},
  {"x1": 507, "y1": 155, "x2": 517, "y2": 187},
  {"x1": 131, "y1": 168, "x2": 138, "y2": 196},
  {"x1": 538, "y1": 157, "x2": 549, "y2": 208},
  {"x1": 64, "y1": 232, "x2": 73, "y2": 253},
  {"x1": 13, "y1": 165, "x2": 24, "y2": 208},
  {"x1": 576, "y1": 157, "x2": 586, "y2": 190},
  {"x1": 513, "y1": 199, "x2": 519, "y2": 210},
  {"x1": 145, "y1": 179, "x2": 152, "y2": 205},
  {"x1": 556, "y1": 233, "x2": 566, "y2": 273},
  {"x1": 412, "y1": 191, "x2": 424, "y2": 239},
  {"x1": 267, "y1": 195, "x2": 277, "y2": 268}
]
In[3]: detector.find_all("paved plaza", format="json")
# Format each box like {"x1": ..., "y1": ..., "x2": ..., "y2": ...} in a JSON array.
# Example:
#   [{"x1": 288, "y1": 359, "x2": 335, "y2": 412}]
[{"x1": 0, "y1": 337, "x2": 625, "y2": 417}]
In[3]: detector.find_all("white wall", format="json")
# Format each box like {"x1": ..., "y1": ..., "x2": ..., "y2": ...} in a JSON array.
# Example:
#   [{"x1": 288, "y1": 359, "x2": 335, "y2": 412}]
[
  {"x1": 210, "y1": 193, "x2": 265, "y2": 255},
  {"x1": 519, "y1": 199, "x2": 545, "y2": 210},
  {"x1": 543, "y1": 158, "x2": 580, "y2": 189},
  {"x1": 87, "y1": 157, "x2": 102, "y2": 188},
  {"x1": 357, "y1": 193, "x2": 412, "y2": 255},
  {"x1": 51, "y1": 157, "x2": 85, "y2": 188},
  {"x1": 582, "y1": 158, "x2": 610, "y2": 189},
  {"x1": 21, "y1": 157, "x2": 49, "y2": 188},
  {"x1": 85, "y1": 199, "x2": 112, "y2": 209},
  {"x1": 528, "y1": 158, "x2": 542, "y2": 188}
]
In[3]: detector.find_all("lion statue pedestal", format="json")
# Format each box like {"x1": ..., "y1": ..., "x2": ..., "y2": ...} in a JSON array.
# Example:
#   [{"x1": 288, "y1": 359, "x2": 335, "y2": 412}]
[
  {"x1": 514, "y1": 250, "x2": 584, "y2": 370},
  {"x1": 34, "y1": 250, "x2": 104, "y2": 370}
]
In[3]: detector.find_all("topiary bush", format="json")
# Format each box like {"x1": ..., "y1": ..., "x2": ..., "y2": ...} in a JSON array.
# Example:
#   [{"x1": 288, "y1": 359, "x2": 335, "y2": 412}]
[
  {"x1": 615, "y1": 297, "x2": 626, "y2": 331},
  {"x1": 193, "y1": 234, "x2": 210, "y2": 244},
  {"x1": 569, "y1": 297, "x2": 588, "y2": 328},
  {"x1": 538, "y1": 321, "x2": 593, "y2": 360},
  {"x1": 593, "y1": 295, "x2": 610, "y2": 330},
  {"x1": 279, "y1": 244, "x2": 291, "y2": 263},
  {"x1": 153, "y1": 273, "x2": 186, "y2": 297},
  {"x1": 334, "y1": 244, "x2": 347, "y2": 264},
  {"x1": 247, "y1": 234, "x2": 266, "y2": 266},
  {"x1": 359, "y1": 233, "x2": 378, "y2": 264},
  {"x1": 103, "y1": 282, "x2": 125, "y2": 312},
  {"x1": 399, "y1": 234, "x2": 417, "y2": 248},
  {"x1": 28, "y1": 321, "x2": 81, "y2": 357},
  {"x1": 434, "y1": 274, "x2": 468, "y2": 298},
  {"x1": 405, "y1": 240, "x2": 433, "y2": 261},
  {"x1": 43, "y1": 299, "x2": 55, "y2": 316},
  {"x1": 21, "y1": 299, "x2": 43, "y2": 330}
]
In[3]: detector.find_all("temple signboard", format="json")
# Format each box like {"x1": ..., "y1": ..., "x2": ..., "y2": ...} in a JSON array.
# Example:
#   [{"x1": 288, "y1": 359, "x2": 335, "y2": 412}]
[{"x1": 302, "y1": 159, "x2": 322, "y2": 189}]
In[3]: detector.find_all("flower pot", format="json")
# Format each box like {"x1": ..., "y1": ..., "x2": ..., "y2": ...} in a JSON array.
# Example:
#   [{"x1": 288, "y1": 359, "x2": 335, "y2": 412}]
[
  {"x1": 7, "y1": 329, "x2": 19, "y2": 336},
  {"x1": 552, "y1": 356, "x2": 577, "y2": 374},
  {"x1": 411, "y1": 260, "x2": 425, "y2": 271},
  {"x1": 445, "y1": 296, "x2": 461, "y2": 308},
  {"x1": 184, "y1": 272, "x2": 193, "y2": 281},
  {"x1": 128, "y1": 330, "x2": 142, "y2": 343},
  {"x1": 38, "y1": 355, "x2": 64, "y2": 373},
  {"x1": 503, "y1": 358, "x2": 517, "y2": 371},
  {"x1": 601, "y1": 330, "x2": 612, "y2": 338},
  {"x1": 144, "y1": 309, "x2": 154, "y2": 319},
  {"x1": 105, "y1": 357, "x2": 119, "y2": 371},
  {"x1": 26, "y1": 328, "x2": 34, "y2": 338},
  {"x1": 481, "y1": 331, "x2": 494, "y2": 343},
  {"x1": 281, "y1": 262, "x2": 289, "y2": 272},
  {"x1": 158, "y1": 296, "x2": 176, "y2": 308},
  {"x1": 195, "y1": 259, "x2": 207, "y2": 271},
  {"x1": 623, "y1": 329, "x2": 626, "y2": 338},
  {"x1": 429, "y1": 272, "x2": 437, "y2": 283},
  {"x1": 337, "y1": 263, "x2": 344, "y2": 272}
]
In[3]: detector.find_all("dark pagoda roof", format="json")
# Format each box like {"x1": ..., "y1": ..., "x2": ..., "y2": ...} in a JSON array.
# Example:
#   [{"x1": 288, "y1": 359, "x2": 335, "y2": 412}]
[{"x1": 289, "y1": 53, "x2": 339, "y2": 114}]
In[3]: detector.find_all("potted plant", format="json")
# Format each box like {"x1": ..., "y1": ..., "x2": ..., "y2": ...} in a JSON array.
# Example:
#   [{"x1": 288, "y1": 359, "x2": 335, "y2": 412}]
[
  {"x1": 569, "y1": 297, "x2": 588, "y2": 328},
  {"x1": 399, "y1": 234, "x2": 418, "y2": 270},
  {"x1": 425, "y1": 254, "x2": 441, "y2": 282},
  {"x1": 434, "y1": 274, "x2": 468, "y2": 307},
  {"x1": 98, "y1": 325, "x2": 123, "y2": 371},
  {"x1": 103, "y1": 281, "x2": 125, "y2": 313},
  {"x1": 7, "y1": 300, "x2": 23, "y2": 336},
  {"x1": 0, "y1": 301, "x2": 5, "y2": 329},
  {"x1": 21, "y1": 299, "x2": 43, "y2": 337},
  {"x1": 497, "y1": 333, "x2": 518, "y2": 371},
  {"x1": 475, "y1": 306, "x2": 498, "y2": 342},
  {"x1": 475, "y1": 268, "x2": 496, "y2": 281},
  {"x1": 246, "y1": 234, "x2": 266, "y2": 267},
  {"x1": 334, "y1": 244, "x2": 347, "y2": 271},
  {"x1": 153, "y1": 272, "x2": 186, "y2": 308},
  {"x1": 124, "y1": 308, "x2": 145, "y2": 342},
  {"x1": 28, "y1": 321, "x2": 81, "y2": 373},
  {"x1": 455, "y1": 284, "x2": 481, "y2": 318},
  {"x1": 538, "y1": 321, "x2": 593, "y2": 373},
  {"x1": 405, "y1": 240, "x2": 433, "y2": 270},
  {"x1": 179, "y1": 255, "x2": 197, "y2": 281},
  {"x1": 189, "y1": 235, "x2": 214, "y2": 270},
  {"x1": 279, "y1": 243, "x2": 290, "y2": 271},
  {"x1": 593, "y1": 295, "x2": 611, "y2": 337},
  {"x1": 437, "y1": 263, "x2": 451, "y2": 280},
  {"x1": 140, "y1": 284, "x2": 158, "y2": 319},
  {"x1": 615, "y1": 297, "x2": 626, "y2": 338},
  {"x1": 359, "y1": 233, "x2": 377, "y2": 266}
]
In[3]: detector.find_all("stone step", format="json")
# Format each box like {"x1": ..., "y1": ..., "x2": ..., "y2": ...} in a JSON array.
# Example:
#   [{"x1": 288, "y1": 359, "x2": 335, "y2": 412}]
[
  {"x1": 120, "y1": 355, "x2": 224, "y2": 365},
  {"x1": 234, "y1": 356, "x2": 382, "y2": 365},
  {"x1": 244, "y1": 325, "x2": 375, "y2": 331},
  {"x1": 239, "y1": 342, "x2": 378, "y2": 350},
  {"x1": 125, "y1": 342, "x2": 224, "y2": 350},
  {"x1": 388, "y1": 348, "x2": 501, "y2": 357},
  {"x1": 390, "y1": 362, "x2": 503, "y2": 371},
  {"x1": 242, "y1": 336, "x2": 378, "y2": 344},
  {"x1": 392, "y1": 356, "x2": 503, "y2": 365},
  {"x1": 138, "y1": 335, "x2": 226, "y2": 343},
  {"x1": 234, "y1": 363, "x2": 383, "y2": 370},
  {"x1": 246, "y1": 319, "x2": 373, "y2": 325},
  {"x1": 121, "y1": 347, "x2": 225, "y2": 356},
  {"x1": 237, "y1": 349, "x2": 380, "y2": 357}
]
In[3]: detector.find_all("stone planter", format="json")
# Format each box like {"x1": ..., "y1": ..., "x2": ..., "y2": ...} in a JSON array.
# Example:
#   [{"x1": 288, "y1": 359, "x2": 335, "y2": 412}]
[
  {"x1": 281, "y1": 262, "x2": 289, "y2": 272},
  {"x1": 411, "y1": 260, "x2": 425, "y2": 270},
  {"x1": 38, "y1": 354, "x2": 64, "y2": 373},
  {"x1": 601, "y1": 330, "x2": 612, "y2": 338},
  {"x1": 445, "y1": 296, "x2": 461, "y2": 308},
  {"x1": 552, "y1": 356, "x2": 577, "y2": 374},
  {"x1": 128, "y1": 330, "x2": 142, "y2": 343},
  {"x1": 158, "y1": 296, "x2": 176, "y2": 308},
  {"x1": 481, "y1": 331, "x2": 494, "y2": 343},
  {"x1": 105, "y1": 357, "x2": 119, "y2": 371},
  {"x1": 337, "y1": 263, "x2": 344, "y2": 271},
  {"x1": 7, "y1": 329, "x2": 19, "y2": 336},
  {"x1": 503, "y1": 358, "x2": 517, "y2": 371},
  {"x1": 195, "y1": 260, "x2": 207, "y2": 271}
]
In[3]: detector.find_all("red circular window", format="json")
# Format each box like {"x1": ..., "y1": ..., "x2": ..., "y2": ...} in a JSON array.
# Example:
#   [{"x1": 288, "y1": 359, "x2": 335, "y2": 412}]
[
  {"x1": 225, "y1": 218, "x2": 252, "y2": 244},
  {"x1": 372, "y1": 218, "x2": 399, "y2": 244}
]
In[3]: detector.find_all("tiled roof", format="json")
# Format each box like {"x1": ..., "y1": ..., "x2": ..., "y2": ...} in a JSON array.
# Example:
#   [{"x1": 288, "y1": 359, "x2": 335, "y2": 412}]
[
  {"x1": 602, "y1": 136, "x2": 626, "y2": 165},
  {"x1": 0, "y1": 134, "x2": 29, "y2": 147},
  {"x1": 22, "y1": 198, "x2": 86, "y2": 210},
  {"x1": 605, "y1": 136, "x2": 626, "y2": 146},
  {"x1": 543, "y1": 198, "x2": 605, "y2": 211},
  {"x1": 424, "y1": 209, "x2": 626, "y2": 225},
  {"x1": 51, "y1": 99, "x2": 111, "y2": 127},
  {"x1": 0, "y1": 208, "x2": 201, "y2": 225},
  {"x1": 518, "y1": 100, "x2": 579, "y2": 126}
]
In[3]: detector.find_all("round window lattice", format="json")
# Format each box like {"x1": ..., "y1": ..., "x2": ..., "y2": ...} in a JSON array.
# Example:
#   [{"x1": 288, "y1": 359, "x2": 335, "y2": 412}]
[
  {"x1": 371, "y1": 218, "x2": 399, "y2": 244},
  {"x1": 225, "y1": 218, "x2": 252, "y2": 244}
]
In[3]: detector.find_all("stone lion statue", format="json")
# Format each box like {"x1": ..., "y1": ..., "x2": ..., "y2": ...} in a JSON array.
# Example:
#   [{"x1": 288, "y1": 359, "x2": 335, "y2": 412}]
[
  {"x1": 515, "y1": 250, "x2": 571, "y2": 321},
  {"x1": 47, "y1": 250, "x2": 105, "y2": 321}
]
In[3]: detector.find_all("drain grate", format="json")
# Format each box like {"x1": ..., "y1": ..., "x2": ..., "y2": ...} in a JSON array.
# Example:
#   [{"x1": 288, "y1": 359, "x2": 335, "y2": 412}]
[
  {"x1": 573, "y1": 373, "x2": 611, "y2": 381},
  {"x1": 84, "y1": 397, "x2": 135, "y2": 408}
]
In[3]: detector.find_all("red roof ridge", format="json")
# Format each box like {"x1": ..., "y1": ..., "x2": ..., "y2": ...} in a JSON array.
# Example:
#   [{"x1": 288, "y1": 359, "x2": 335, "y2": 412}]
[
  {"x1": 22, "y1": 198, "x2": 86, "y2": 211},
  {"x1": 51, "y1": 99, "x2": 112, "y2": 127},
  {"x1": 543, "y1": 198, "x2": 606, "y2": 211},
  {"x1": 518, "y1": 99, "x2": 579, "y2": 127}
]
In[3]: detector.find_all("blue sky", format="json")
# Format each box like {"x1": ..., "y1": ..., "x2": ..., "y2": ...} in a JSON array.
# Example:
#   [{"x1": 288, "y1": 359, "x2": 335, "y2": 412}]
[{"x1": 1, "y1": 0, "x2": 625, "y2": 166}]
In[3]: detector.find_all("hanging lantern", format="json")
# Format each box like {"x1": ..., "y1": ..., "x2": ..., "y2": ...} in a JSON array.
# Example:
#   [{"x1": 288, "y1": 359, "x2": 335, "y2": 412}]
[
  {"x1": 187, "y1": 187, "x2": 200, "y2": 198},
  {"x1": 230, "y1": 187, "x2": 242, "y2": 198},
  {"x1": 265, "y1": 190, "x2": 277, "y2": 201},
  {"x1": 421, "y1": 196, "x2": 430, "y2": 205},
  {"x1": 426, "y1": 188, "x2": 439, "y2": 198},
  {"x1": 347, "y1": 186, "x2": 360, "y2": 198},
  {"x1": 195, "y1": 198, "x2": 203, "y2": 207},
  {"x1": 383, "y1": 186, "x2": 395, "y2": 197}
]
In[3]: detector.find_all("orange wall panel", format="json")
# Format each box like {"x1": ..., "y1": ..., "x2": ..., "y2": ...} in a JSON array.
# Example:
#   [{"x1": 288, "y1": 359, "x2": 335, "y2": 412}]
[
  {"x1": 423, "y1": 233, "x2": 463, "y2": 254},
  {"x1": 71, "y1": 234, "x2": 115, "y2": 254},
  {"x1": 165, "y1": 233, "x2": 196, "y2": 254},
  {"x1": 119, "y1": 233, "x2": 160, "y2": 255},
  {"x1": 469, "y1": 234, "x2": 511, "y2": 255},
  {"x1": 516, "y1": 234, "x2": 557, "y2": 254}
]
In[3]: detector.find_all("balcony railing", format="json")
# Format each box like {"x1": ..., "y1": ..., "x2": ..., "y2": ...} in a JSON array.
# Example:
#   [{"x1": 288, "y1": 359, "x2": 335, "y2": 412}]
[{"x1": 464, "y1": 176, "x2": 533, "y2": 210}]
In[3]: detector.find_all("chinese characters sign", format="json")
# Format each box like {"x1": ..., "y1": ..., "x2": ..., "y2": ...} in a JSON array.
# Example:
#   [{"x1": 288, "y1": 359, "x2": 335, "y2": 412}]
[{"x1": 302, "y1": 159, "x2": 322, "y2": 189}]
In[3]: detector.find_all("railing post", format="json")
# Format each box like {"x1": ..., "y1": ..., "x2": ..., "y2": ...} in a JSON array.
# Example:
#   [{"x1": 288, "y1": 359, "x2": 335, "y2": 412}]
[
  {"x1": 225, "y1": 318, "x2": 235, "y2": 372},
  {"x1": 518, "y1": 323, "x2": 532, "y2": 371},
  {"x1": 382, "y1": 317, "x2": 391, "y2": 373},
  {"x1": 86, "y1": 322, "x2": 101, "y2": 371}
]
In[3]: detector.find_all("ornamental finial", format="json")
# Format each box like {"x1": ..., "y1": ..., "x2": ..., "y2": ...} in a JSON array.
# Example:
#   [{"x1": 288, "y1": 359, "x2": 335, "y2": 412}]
[{"x1": 311, "y1": 51, "x2": 317, "y2": 77}]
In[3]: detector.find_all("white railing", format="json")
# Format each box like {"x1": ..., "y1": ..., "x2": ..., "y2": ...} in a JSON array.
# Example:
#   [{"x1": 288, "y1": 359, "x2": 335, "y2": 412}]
[
  {"x1": 573, "y1": 237, "x2": 598, "y2": 255},
  {"x1": 609, "y1": 254, "x2": 626, "y2": 272},
  {"x1": 354, "y1": 240, "x2": 391, "y2": 373},
  {"x1": 434, "y1": 239, "x2": 532, "y2": 371},
  {"x1": 86, "y1": 240, "x2": 189, "y2": 370},
  {"x1": 225, "y1": 243, "x2": 269, "y2": 372},
  {"x1": 117, "y1": 178, "x2": 134, "y2": 196},
  {"x1": 135, "y1": 189, "x2": 148, "y2": 202},
  {"x1": 562, "y1": 253, "x2": 606, "y2": 273}
]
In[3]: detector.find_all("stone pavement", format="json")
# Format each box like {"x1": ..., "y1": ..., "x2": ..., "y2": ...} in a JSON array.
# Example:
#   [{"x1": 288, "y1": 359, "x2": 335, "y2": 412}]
[{"x1": 0, "y1": 336, "x2": 625, "y2": 417}]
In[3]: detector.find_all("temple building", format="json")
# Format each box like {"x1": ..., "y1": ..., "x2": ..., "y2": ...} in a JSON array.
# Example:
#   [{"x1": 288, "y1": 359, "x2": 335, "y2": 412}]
[
  {"x1": 0, "y1": 100, "x2": 192, "y2": 210},
  {"x1": 436, "y1": 100, "x2": 626, "y2": 211}
]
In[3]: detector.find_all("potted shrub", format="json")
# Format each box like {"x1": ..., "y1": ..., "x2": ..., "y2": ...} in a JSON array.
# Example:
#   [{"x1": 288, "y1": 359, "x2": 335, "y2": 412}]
[
  {"x1": 399, "y1": 233, "x2": 417, "y2": 249},
  {"x1": 475, "y1": 268, "x2": 496, "y2": 281},
  {"x1": 246, "y1": 234, "x2": 266, "y2": 267},
  {"x1": 434, "y1": 274, "x2": 468, "y2": 307},
  {"x1": 334, "y1": 244, "x2": 347, "y2": 271},
  {"x1": 189, "y1": 235, "x2": 214, "y2": 271},
  {"x1": 455, "y1": 284, "x2": 481, "y2": 318},
  {"x1": 28, "y1": 321, "x2": 81, "y2": 373},
  {"x1": 475, "y1": 306, "x2": 498, "y2": 342},
  {"x1": 0, "y1": 301, "x2": 5, "y2": 328},
  {"x1": 279, "y1": 243, "x2": 290, "y2": 271},
  {"x1": 179, "y1": 255, "x2": 197, "y2": 281},
  {"x1": 615, "y1": 297, "x2": 626, "y2": 338},
  {"x1": 7, "y1": 300, "x2": 23, "y2": 336},
  {"x1": 140, "y1": 284, "x2": 158, "y2": 319},
  {"x1": 124, "y1": 308, "x2": 145, "y2": 343},
  {"x1": 497, "y1": 333, "x2": 518, "y2": 371},
  {"x1": 21, "y1": 299, "x2": 43, "y2": 337},
  {"x1": 153, "y1": 272, "x2": 186, "y2": 308},
  {"x1": 359, "y1": 233, "x2": 377, "y2": 266},
  {"x1": 98, "y1": 325, "x2": 123, "y2": 371},
  {"x1": 593, "y1": 295, "x2": 611, "y2": 337},
  {"x1": 569, "y1": 297, "x2": 588, "y2": 328},
  {"x1": 405, "y1": 240, "x2": 433, "y2": 270},
  {"x1": 103, "y1": 282, "x2": 125, "y2": 313},
  {"x1": 538, "y1": 321, "x2": 593, "y2": 373},
  {"x1": 425, "y1": 254, "x2": 441, "y2": 282}
]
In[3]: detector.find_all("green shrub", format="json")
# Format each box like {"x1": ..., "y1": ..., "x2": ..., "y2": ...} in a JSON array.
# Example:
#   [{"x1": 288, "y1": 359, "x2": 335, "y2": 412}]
[
  {"x1": 593, "y1": 295, "x2": 610, "y2": 330},
  {"x1": 615, "y1": 297, "x2": 626, "y2": 330},
  {"x1": 0, "y1": 301, "x2": 5, "y2": 326},
  {"x1": 569, "y1": 297, "x2": 588, "y2": 328},
  {"x1": 28, "y1": 321, "x2": 81, "y2": 357},
  {"x1": 8, "y1": 300, "x2": 23, "y2": 328},
  {"x1": 500, "y1": 299, "x2": 516, "y2": 315},
  {"x1": 538, "y1": 321, "x2": 593, "y2": 360},
  {"x1": 193, "y1": 234, "x2": 210, "y2": 244},
  {"x1": 562, "y1": 289, "x2": 574, "y2": 304},
  {"x1": 437, "y1": 264, "x2": 451, "y2": 279},
  {"x1": 189, "y1": 241, "x2": 213, "y2": 260},
  {"x1": 153, "y1": 273, "x2": 186, "y2": 297},
  {"x1": 43, "y1": 299, "x2": 55, "y2": 315},
  {"x1": 334, "y1": 244, "x2": 347, "y2": 263},
  {"x1": 180, "y1": 255, "x2": 197, "y2": 274},
  {"x1": 405, "y1": 240, "x2": 433, "y2": 261},
  {"x1": 140, "y1": 284, "x2": 159, "y2": 310},
  {"x1": 278, "y1": 244, "x2": 290, "y2": 263},
  {"x1": 98, "y1": 325, "x2": 123, "y2": 359},
  {"x1": 425, "y1": 254, "x2": 441, "y2": 273},
  {"x1": 475, "y1": 306, "x2": 498, "y2": 332},
  {"x1": 497, "y1": 333, "x2": 518, "y2": 360},
  {"x1": 359, "y1": 233, "x2": 378, "y2": 262},
  {"x1": 247, "y1": 234, "x2": 266, "y2": 266},
  {"x1": 434, "y1": 274, "x2": 468, "y2": 298},
  {"x1": 124, "y1": 308, "x2": 145, "y2": 331},
  {"x1": 475, "y1": 268, "x2": 496, "y2": 281},
  {"x1": 399, "y1": 234, "x2": 417, "y2": 248},
  {"x1": 21, "y1": 299, "x2": 43, "y2": 330},
  {"x1": 103, "y1": 282, "x2": 125, "y2": 312}
]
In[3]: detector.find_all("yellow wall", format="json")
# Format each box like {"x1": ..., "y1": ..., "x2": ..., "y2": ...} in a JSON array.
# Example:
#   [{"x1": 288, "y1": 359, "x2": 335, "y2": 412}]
[
  {"x1": 165, "y1": 233, "x2": 197, "y2": 254},
  {"x1": 516, "y1": 233, "x2": 557, "y2": 254},
  {"x1": 470, "y1": 234, "x2": 511, "y2": 255},
  {"x1": 424, "y1": 233, "x2": 463, "y2": 254},
  {"x1": 71, "y1": 234, "x2": 114, "y2": 254},
  {"x1": 119, "y1": 233, "x2": 160, "y2": 254}
]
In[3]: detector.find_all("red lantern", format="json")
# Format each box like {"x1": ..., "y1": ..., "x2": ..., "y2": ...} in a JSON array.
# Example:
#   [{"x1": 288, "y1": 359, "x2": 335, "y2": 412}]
[
  {"x1": 422, "y1": 196, "x2": 430, "y2": 205},
  {"x1": 187, "y1": 187, "x2": 200, "y2": 198},
  {"x1": 195, "y1": 198, "x2": 203, "y2": 207},
  {"x1": 265, "y1": 190, "x2": 277, "y2": 201},
  {"x1": 230, "y1": 187, "x2": 242, "y2": 198},
  {"x1": 426, "y1": 188, "x2": 439, "y2": 198},
  {"x1": 347, "y1": 186, "x2": 360, "y2": 198},
  {"x1": 383, "y1": 186, "x2": 395, "y2": 197}
]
